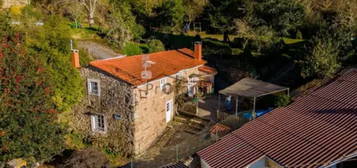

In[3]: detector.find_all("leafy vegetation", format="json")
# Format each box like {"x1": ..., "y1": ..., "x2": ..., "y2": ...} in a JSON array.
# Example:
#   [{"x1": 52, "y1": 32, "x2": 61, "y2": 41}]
[
  {"x1": 0, "y1": 17, "x2": 65, "y2": 165},
  {"x1": 1, "y1": 0, "x2": 357, "y2": 165},
  {"x1": 274, "y1": 94, "x2": 292, "y2": 107}
]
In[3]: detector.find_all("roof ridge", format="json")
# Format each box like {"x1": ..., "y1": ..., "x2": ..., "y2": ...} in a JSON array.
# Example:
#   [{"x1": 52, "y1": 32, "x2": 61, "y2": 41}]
[{"x1": 90, "y1": 48, "x2": 193, "y2": 64}]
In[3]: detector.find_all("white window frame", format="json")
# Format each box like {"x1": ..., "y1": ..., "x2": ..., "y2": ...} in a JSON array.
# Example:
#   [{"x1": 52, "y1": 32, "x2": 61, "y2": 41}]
[
  {"x1": 87, "y1": 79, "x2": 101, "y2": 96},
  {"x1": 91, "y1": 114, "x2": 106, "y2": 133},
  {"x1": 160, "y1": 77, "x2": 167, "y2": 91},
  {"x1": 187, "y1": 76, "x2": 198, "y2": 97}
]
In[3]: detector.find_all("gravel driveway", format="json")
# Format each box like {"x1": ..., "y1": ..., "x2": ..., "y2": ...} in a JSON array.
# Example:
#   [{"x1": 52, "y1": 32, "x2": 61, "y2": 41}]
[{"x1": 77, "y1": 41, "x2": 124, "y2": 60}]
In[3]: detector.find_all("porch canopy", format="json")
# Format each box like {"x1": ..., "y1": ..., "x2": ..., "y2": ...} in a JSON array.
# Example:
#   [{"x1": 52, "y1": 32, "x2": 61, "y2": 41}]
[
  {"x1": 219, "y1": 78, "x2": 288, "y2": 97},
  {"x1": 217, "y1": 78, "x2": 289, "y2": 120}
]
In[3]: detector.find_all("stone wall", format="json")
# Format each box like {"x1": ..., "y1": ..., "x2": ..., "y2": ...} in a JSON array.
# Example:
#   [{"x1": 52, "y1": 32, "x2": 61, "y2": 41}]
[
  {"x1": 72, "y1": 67, "x2": 135, "y2": 157},
  {"x1": 72, "y1": 65, "x2": 202, "y2": 156},
  {"x1": 2, "y1": 0, "x2": 29, "y2": 8},
  {"x1": 132, "y1": 66, "x2": 201, "y2": 154}
]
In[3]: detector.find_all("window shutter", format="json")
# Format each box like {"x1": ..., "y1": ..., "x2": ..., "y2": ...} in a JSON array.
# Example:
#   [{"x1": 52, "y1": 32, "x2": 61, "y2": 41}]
[{"x1": 91, "y1": 115, "x2": 97, "y2": 131}]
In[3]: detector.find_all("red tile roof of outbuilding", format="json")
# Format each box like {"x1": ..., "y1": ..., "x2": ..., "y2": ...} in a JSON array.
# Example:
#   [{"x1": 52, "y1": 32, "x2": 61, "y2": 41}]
[
  {"x1": 197, "y1": 69, "x2": 357, "y2": 168},
  {"x1": 209, "y1": 123, "x2": 231, "y2": 135},
  {"x1": 89, "y1": 48, "x2": 206, "y2": 86}
]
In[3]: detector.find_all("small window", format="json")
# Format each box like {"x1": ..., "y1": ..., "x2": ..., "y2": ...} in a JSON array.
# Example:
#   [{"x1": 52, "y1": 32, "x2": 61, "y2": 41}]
[
  {"x1": 91, "y1": 114, "x2": 106, "y2": 133},
  {"x1": 160, "y1": 78, "x2": 167, "y2": 90},
  {"x1": 176, "y1": 71, "x2": 184, "y2": 79},
  {"x1": 88, "y1": 79, "x2": 100, "y2": 96}
]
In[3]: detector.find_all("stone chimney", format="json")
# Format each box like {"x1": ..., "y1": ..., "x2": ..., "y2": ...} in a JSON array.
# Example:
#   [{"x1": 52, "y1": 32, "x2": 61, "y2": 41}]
[
  {"x1": 194, "y1": 42, "x2": 202, "y2": 61},
  {"x1": 71, "y1": 49, "x2": 80, "y2": 68}
]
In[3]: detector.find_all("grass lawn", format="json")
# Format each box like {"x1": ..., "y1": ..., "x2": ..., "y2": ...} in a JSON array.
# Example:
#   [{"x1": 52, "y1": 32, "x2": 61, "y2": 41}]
[
  {"x1": 186, "y1": 31, "x2": 305, "y2": 45},
  {"x1": 186, "y1": 31, "x2": 238, "y2": 41}
]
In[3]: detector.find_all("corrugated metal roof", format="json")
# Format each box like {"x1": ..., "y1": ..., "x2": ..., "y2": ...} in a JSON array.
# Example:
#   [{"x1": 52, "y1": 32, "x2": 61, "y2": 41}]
[
  {"x1": 198, "y1": 69, "x2": 357, "y2": 168},
  {"x1": 219, "y1": 78, "x2": 288, "y2": 97}
]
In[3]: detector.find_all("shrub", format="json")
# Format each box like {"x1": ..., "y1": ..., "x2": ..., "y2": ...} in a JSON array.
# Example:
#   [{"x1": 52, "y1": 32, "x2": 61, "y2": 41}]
[
  {"x1": 300, "y1": 36, "x2": 341, "y2": 79},
  {"x1": 274, "y1": 94, "x2": 291, "y2": 107},
  {"x1": 122, "y1": 42, "x2": 143, "y2": 56},
  {"x1": 147, "y1": 39, "x2": 165, "y2": 53},
  {"x1": 26, "y1": 15, "x2": 85, "y2": 113},
  {"x1": 61, "y1": 148, "x2": 109, "y2": 168},
  {"x1": 0, "y1": 26, "x2": 65, "y2": 164}
]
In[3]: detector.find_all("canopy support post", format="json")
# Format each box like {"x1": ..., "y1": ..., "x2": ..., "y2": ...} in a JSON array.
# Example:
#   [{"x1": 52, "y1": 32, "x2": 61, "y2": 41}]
[
  {"x1": 216, "y1": 94, "x2": 221, "y2": 121},
  {"x1": 252, "y1": 96, "x2": 256, "y2": 120},
  {"x1": 235, "y1": 96, "x2": 239, "y2": 118},
  {"x1": 287, "y1": 88, "x2": 290, "y2": 97}
]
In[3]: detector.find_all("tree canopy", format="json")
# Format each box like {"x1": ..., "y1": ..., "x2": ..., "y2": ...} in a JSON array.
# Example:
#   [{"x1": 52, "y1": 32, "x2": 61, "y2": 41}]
[{"x1": 0, "y1": 17, "x2": 65, "y2": 164}]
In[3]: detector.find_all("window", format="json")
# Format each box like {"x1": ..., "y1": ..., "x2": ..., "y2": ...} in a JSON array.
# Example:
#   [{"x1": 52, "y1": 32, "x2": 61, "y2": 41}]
[
  {"x1": 91, "y1": 114, "x2": 106, "y2": 132},
  {"x1": 88, "y1": 79, "x2": 100, "y2": 96},
  {"x1": 160, "y1": 78, "x2": 167, "y2": 90},
  {"x1": 176, "y1": 71, "x2": 184, "y2": 79},
  {"x1": 187, "y1": 76, "x2": 197, "y2": 97}
]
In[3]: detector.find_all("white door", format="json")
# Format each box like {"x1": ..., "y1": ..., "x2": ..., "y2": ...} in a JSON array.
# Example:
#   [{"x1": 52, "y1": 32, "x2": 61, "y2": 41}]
[{"x1": 166, "y1": 100, "x2": 173, "y2": 123}]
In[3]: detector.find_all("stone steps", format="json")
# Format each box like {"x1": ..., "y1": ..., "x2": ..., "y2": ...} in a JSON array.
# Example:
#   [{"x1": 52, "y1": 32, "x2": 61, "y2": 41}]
[{"x1": 174, "y1": 114, "x2": 208, "y2": 135}]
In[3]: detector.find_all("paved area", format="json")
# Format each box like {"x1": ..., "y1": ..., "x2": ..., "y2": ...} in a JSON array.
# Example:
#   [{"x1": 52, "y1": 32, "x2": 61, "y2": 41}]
[
  {"x1": 132, "y1": 122, "x2": 215, "y2": 168},
  {"x1": 197, "y1": 95, "x2": 218, "y2": 120},
  {"x1": 77, "y1": 41, "x2": 124, "y2": 60}
]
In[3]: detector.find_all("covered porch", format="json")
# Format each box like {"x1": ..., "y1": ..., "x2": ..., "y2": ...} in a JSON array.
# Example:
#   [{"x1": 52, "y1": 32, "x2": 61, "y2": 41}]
[{"x1": 215, "y1": 78, "x2": 289, "y2": 122}]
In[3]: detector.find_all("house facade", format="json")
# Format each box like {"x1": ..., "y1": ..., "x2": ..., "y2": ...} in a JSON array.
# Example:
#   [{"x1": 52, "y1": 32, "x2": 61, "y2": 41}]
[{"x1": 72, "y1": 43, "x2": 215, "y2": 156}]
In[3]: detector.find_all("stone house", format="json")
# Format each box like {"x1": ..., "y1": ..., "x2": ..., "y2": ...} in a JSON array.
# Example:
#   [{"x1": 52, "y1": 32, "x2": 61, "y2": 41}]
[{"x1": 72, "y1": 43, "x2": 216, "y2": 155}]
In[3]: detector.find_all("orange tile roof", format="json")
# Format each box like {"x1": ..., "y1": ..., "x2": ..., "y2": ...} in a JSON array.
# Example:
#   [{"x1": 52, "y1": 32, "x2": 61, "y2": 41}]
[
  {"x1": 209, "y1": 123, "x2": 231, "y2": 134},
  {"x1": 199, "y1": 65, "x2": 217, "y2": 74},
  {"x1": 89, "y1": 48, "x2": 206, "y2": 86}
]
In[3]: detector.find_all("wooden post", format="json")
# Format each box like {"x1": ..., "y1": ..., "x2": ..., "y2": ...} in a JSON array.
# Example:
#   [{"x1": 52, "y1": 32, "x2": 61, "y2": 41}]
[
  {"x1": 176, "y1": 145, "x2": 179, "y2": 162},
  {"x1": 287, "y1": 88, "x2": 290, "y2": 97},
  {"x1": 217, "y1": 94, "x2": 221, "y2": 121},
  {"x1": 235, "y1": 96, "x2": 239, "y2": 118},
  {"x1": 252, "y1": 97, "x2": 256, "y2": 120}
]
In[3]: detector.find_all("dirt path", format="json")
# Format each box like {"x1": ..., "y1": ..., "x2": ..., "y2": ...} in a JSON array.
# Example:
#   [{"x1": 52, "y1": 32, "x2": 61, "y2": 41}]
[{"x1": 77, "y1": 41, "x2": 123, "y2": 59}]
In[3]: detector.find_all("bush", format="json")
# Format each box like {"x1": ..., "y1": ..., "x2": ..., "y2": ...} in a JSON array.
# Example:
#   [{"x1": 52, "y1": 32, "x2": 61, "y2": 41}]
[
  {"x1": 147, "y1": 39, "x2": 165, "y2": 53},
  {"x1": 300, "y1": 36, "x2": 341, "y2": 79},
  {"x1": 0, "y1": 25, "x2": 65, "y2": 164},
  {"x1": 26, "y1": 15, "x2": 85, "y2": 113},
  {"x1": 122, "y1": 42, "x2": 143, "y2": 56},
  {"x1": 78, "y1": 48, "x2": 93, "y2": 67},
  {"x1": 274, "y1": 94, "x2": 291, "y2": 107},
  {"x1": 60, "y1": 148, "x2": 109, "y2": 168},
  {"x1": 65, "y1": 132, "x2": 91, "y2": 150}
]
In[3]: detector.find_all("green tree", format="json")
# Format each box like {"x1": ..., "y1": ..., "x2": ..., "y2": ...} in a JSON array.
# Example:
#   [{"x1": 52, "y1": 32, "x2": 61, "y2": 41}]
[
  {"x1": 203, "y1": 0, "x2": 246, "y2": 41},
  {"x1": 25, "y1": 15, "x2": 84, "y2": 113},
  {"x1": 253, "y1": 0, "x2": 305, "y2": 37},
  {"x1": 106, "y1": 0, "x2": 145, "y2": 47},
  {"x1": 183, "y1": 0, "x2": 207, "y2": 25},
  {"x1": 300, "y1": 36, "x2": 341, "y2": 79},
  {"x1": 153, "y1": 0, "x2": 185, "y2": 31},
  {"x1": 0, "y1": 22, "x2": 65, "y2": 164}
]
